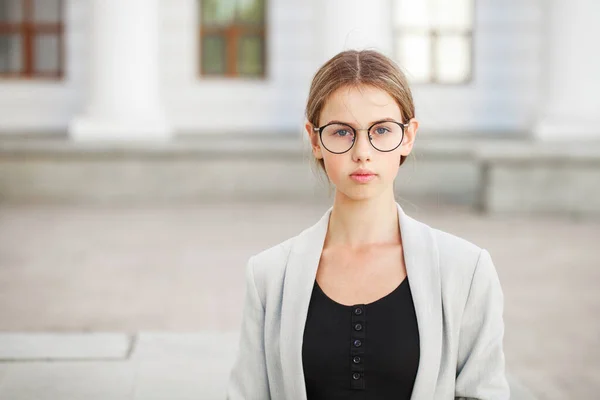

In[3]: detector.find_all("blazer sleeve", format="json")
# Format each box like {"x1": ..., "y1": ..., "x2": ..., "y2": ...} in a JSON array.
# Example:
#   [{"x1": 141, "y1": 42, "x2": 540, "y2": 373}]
[
  {"x1": 226, "y1": 256, "x2": 271, "y2": 400},
  {"x1": 455, "y1": 249, "x2": 510, "y2": 400}
]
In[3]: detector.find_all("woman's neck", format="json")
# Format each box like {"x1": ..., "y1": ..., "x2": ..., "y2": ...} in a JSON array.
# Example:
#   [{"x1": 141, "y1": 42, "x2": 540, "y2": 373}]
[{"x1": 324, "y1": 190, "x2": 401, "y2": 249}]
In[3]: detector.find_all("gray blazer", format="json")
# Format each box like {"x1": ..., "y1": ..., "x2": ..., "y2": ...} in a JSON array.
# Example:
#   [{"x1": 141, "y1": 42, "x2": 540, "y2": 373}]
[{"x1": 226, "y1": 202, "x2": 510, "y2": 399}]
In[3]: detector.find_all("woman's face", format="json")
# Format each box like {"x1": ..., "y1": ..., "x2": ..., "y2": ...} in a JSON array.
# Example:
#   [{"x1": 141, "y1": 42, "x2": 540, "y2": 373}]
[{"x1": 306, "y1": 84, "x2": 418, "y2": 202}]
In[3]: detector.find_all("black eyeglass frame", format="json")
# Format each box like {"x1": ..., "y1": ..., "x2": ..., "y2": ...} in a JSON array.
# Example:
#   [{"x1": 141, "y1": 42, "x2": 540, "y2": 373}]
[{"x1": 312, "y1": 119, "x2": 409, "y2": 154}]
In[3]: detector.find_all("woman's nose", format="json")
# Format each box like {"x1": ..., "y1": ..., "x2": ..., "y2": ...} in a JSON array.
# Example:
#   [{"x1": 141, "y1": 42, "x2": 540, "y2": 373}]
[{"x1": 351, "y1": 129, "x2": 373, "y2": 161}]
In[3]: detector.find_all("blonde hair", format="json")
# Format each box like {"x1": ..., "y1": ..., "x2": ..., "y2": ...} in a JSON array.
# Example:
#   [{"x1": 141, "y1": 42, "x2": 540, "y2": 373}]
[{"x1": 305, "y1": 49, "x2": 415, "y2": 181}]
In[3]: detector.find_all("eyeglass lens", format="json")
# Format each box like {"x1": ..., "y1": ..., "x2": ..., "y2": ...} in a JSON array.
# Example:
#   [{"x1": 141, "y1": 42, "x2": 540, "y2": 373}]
[{"x1": 320, "y1": 121, "x2": 404, "y2": 153}]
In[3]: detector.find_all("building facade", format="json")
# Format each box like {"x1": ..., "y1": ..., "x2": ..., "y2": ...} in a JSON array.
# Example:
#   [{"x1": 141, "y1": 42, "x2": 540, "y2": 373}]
[{"x1": 0, "y1": 0, "x2": 597, "y2": 141}]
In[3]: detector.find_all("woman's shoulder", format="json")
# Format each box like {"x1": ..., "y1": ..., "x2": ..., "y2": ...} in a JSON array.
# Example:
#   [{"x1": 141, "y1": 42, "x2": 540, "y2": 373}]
[
  {"x1": 400, "y1": 218, "x2": 503, "y2": 321},
  {"x1": 425, "y1": 222, "x2": 499, "y2": 293},
  {"x1": 405, "y1": 212, "x2": 491, "y2": 281},
  {"x1": 431, "y1": 225, "x2": 483, "y2": 259},
  {"x1": 245, "y1": 233, "x2": 301, "y2": 297},
  {"x1": 247, "y1": 212, "x2": 326, "y2": 283},
  {"x1": 403, "y1": 210, "x2": 484, "y2": 260},
  {"x1": 249, "y1": 236, "x2": 296, "y2": 274}
]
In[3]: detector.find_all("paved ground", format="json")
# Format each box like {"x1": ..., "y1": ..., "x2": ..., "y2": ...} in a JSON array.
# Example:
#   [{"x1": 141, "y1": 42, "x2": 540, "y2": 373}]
[{"x1": 0, "y1": 201, "x2": 598, "y2": 399}]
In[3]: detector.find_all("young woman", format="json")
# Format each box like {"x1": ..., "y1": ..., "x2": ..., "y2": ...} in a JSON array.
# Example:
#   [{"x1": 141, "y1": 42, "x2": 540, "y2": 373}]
[{"x1": 227, "y1": 50, "x2": 509, "y2": 400}]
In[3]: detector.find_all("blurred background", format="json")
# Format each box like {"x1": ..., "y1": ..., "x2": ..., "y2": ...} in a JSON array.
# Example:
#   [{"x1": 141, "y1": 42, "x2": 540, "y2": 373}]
[{"x1": 0, "y1": 0, "x2": 599, "y2": 399}]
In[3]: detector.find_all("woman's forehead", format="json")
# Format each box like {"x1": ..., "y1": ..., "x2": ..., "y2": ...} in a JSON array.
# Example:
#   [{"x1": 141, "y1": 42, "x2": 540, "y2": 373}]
[{"x1": 320, "y1": 85, "x2": 401, "y2": 124}]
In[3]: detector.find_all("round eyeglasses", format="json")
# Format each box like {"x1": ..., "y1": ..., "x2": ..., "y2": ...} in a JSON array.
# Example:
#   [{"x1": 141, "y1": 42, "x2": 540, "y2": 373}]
[{"x1": 313, "y1": 120, "x2": 408, "y2": 154}]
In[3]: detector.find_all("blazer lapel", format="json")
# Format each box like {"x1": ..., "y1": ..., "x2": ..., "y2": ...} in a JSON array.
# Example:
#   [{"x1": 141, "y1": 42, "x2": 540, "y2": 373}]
[
  {"x1": 280, "y1": 202, "x2": 442, "y2": 400},
  {"x1": 280, "y1": 205, "x2": 332, "y2": 400},
  {"x1": 398, "y1": 204, "x2": 443, "y2": 399}
]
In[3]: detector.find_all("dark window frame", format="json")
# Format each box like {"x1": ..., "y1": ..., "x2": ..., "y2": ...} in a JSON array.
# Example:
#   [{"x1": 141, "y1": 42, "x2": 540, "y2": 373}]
[
  {"x1": 199, "y1": 0, "x2": 267, "y2": 79},
  {"x1": 0, "y1": 0, "x2": 64, "y2": 79}
]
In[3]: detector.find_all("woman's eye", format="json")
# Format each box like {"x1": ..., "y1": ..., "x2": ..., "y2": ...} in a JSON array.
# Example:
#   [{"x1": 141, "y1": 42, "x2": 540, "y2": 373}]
[
  {"x1": 375, "y1": 127, "x2": 389, "y2": 135},
  {"x1": 336, "y1": 130, "x2": 349, "y2": 137}
]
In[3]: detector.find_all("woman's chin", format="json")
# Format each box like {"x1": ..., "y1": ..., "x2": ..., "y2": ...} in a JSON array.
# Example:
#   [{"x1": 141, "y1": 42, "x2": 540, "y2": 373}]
[{"x1": 335, "y1": 185, "x2": 381, "y2": 202}]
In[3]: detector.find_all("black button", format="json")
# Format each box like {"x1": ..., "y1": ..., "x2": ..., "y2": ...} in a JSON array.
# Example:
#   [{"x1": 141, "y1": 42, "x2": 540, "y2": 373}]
[
  {"x1": 353, "y1": 339, "x2": 362, "y2": 347},
  {"x1": 354, "y1": 323, "x2": 362, "y2": 331},
  {"x1": 352, "y1": 372, "x2": 361, "y2": 380},
  {"x1": 354, "y1": 307, "x2": 363, "y2": 315},
  {"x1": 353, "y1": 356, "x2": 361, "y2": 364}
]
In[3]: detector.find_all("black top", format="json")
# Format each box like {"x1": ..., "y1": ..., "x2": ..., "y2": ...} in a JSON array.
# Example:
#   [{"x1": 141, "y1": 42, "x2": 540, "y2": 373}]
[{"x1": 302, "y1": 278, "x2": 420, "y2": 399}]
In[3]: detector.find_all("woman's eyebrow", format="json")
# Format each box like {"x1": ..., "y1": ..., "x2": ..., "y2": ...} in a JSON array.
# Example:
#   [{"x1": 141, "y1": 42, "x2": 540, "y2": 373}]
[{"x1": 322, "y1": 117, "x2": 400, "y2": 127}]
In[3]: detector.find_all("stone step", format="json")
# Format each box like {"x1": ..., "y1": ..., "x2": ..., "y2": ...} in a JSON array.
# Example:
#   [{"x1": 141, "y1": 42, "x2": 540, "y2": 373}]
[
  {"x1": 1, "y1": 133, "x2": 600, "y2": 215},
  {"x1": 0, "y1": 333, "x2": 131, "y2": 361}
]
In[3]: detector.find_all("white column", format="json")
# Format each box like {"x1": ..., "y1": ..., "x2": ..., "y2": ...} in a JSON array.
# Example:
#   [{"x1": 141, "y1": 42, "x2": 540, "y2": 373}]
[
  {"x1": 319, "y1": 0, "x2": 393, "y2": 62},
  {"x1": 534, "y1": 0, "x2": 600, "y2": 140},
  {"x1": 69, "y1": 0, "x2": 171, "y2": 141}
]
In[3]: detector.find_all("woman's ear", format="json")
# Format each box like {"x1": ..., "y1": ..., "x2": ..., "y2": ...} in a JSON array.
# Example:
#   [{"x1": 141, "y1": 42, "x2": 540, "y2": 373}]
[
  {"x1": 305, "y1": 121, "x2": 323, "y2": 160},
  {"x1": 400, "y1": 118, "x2": 419, "y2": 156}
]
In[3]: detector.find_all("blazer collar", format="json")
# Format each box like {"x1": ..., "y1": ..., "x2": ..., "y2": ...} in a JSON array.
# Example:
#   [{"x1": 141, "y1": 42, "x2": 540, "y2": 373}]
[{"x1": 280, "y1": 202, "x2": 442, "y2": 400}]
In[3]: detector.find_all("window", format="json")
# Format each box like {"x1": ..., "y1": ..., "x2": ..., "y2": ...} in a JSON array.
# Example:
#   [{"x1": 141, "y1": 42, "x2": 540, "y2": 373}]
[
  {"x1": 199, "y1": 0, "x2": 266, "y2": 78},
  {"x1": 0, "y1": 0, "x2": 64, "y2": 79},
  {"x1": 394, "y1": 0, "x2": 474, "y2": 84}
]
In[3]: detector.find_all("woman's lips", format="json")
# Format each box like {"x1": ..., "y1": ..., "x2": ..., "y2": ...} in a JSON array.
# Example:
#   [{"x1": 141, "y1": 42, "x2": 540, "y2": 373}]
[{"x1": 350, "y1": 173, "x2": 376, "y2": 183}]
